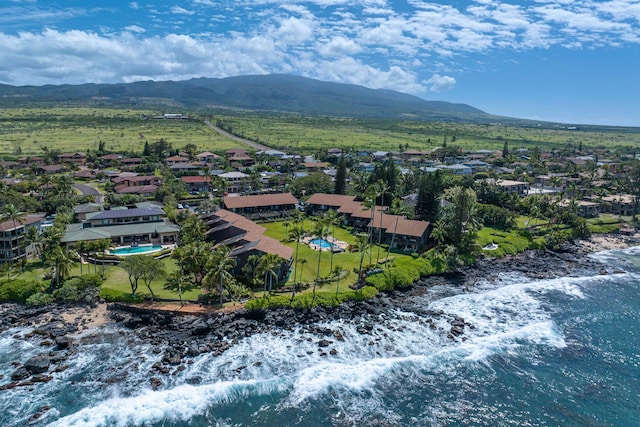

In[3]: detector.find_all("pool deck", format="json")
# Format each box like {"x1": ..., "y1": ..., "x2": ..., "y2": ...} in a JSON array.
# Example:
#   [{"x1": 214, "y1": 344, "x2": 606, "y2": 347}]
[
  {"x1": 301, "y1": 236, "x2": 348, "y2": 252},
  {"x1": 109, "y1": 243, "x2": 175, "y2": 256}
]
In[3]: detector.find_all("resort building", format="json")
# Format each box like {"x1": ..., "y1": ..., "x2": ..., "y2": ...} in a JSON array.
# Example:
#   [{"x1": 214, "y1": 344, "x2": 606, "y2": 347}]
[
  {"x1": 222, "y1": 193, "x2": 297, "y2": 217},
  {"x1": 601, "y1": 194, "x2": 636, "y2": 216},
  {"x1": 61, "y1": 206, "x2": 179, "y2": 247},
  {"x1": 202, "y1": 209, "x2": 293, "y2": 279},
  {"x1": 0, "y1": 215, "x2": 45, "y2": 265},
  {"x1": 305, "y1": 193, "x2": 432, "y2": 251},
  {"x1": 219, "y1": 171, "x2": 250, "y2": 194}
]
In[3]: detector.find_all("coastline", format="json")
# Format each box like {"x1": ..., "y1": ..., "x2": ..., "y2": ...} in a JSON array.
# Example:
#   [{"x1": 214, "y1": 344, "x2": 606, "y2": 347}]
[{"x1": 1, "y1": 232, "x2": 638, "y2": 392}]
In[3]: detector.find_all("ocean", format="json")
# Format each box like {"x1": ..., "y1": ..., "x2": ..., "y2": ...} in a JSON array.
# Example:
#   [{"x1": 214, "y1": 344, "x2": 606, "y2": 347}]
[{"x1": 1, "y1": 246, "x2": 639, "y2": 426}]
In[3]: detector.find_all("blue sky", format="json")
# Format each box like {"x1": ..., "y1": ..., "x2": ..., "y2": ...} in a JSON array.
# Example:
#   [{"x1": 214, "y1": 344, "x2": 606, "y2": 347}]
[{"x1": 1, "y1": 0, "x2": 639, "y2": 126}]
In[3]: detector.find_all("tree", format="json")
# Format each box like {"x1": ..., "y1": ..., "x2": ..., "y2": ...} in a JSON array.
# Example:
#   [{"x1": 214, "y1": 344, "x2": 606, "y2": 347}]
[
  {"x1": 257, "y1": 253, "x2": 282, "y2": 297},
  {"x1": 121, "y1": 255, "x2": 146, "y2": 298},
  {"x1": 333, "y1": 265, "x2": 349, "y2": 297},
  {"x1": 298, "y1": 258, "x2": 308, "y2": 287},
  {"x1": 385, "y1": 198, "x2": 411, "y2": 264},
  {"x1": 334, "y1": 153, "x2": 347, "y2": 195},
  {"x1": 288, "y1": 219, "x2": 306, "y2": 299},
  {"x1": 502, "y1": 140, "x2": 509, "y2": 158},
  {"x1": 97, "y1": 239, "x2": 112, "y2": 277},
  {"x1": 312, "y1": 217, "x2": 330, "y2": 295},
  {"x1": 179, "y1": 215, "x2": 206, "y2": 245},
  {"x1": 362, "y1": 188, "x2": 377, "y2": 265},
  {"x1": 355, "y1": 233, "x2": 370, "y2": 288},
  {"x1": 415, "y1": 170, "x2": 442, "y2": 222},
  {"x1": 373, "y1": 180, "x2": 390, "y2": 264},
  {"x1": 325, "y1": 210, "x2": 340, "y2": 275},
  {"x1": 440, "y1": 186, "x2": 480, "y2": 255},
  {"x1": 203, "y1": 245, "x2": 236, "y2": 306},
  {"x1": 48, "y1": 246, "x2": 74, "y2": 288},
  {"x1": 172, "y1": 242, "x2": 208, "y2": 283},
  {"x1": 623, "y1": 159, "x2": 640, "y2": 220},
  {"x1": 164, "y1": 272, "x2": 193, "y2": 306},
  {"x1": 139, "y1": 257, "x2": 166, "y2": 301},
  {"x1": 2, "y1": 204, "x2": 26, "y2": 265}
]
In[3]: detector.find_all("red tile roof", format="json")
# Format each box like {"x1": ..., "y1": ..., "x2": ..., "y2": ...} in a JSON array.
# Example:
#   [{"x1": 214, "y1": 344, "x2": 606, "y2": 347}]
[
  {"x1": 222, "y1": 193, "x2": 297, "y2": 210},
  {"x1": 181, "y1": 176, "x2": 210, "y2": 184},
  {"x1": 306, "y1": 193, "x2": 355, "y2": 207}
]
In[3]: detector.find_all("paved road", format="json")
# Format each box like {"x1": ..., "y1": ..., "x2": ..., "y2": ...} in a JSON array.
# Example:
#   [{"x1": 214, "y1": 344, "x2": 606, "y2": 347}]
[
  {"x1": 74, "y1": 183, "x2": 103, "y2": 203},
  {"x1": 203, "y1": 120, "x2": 270, "y2": 151}
]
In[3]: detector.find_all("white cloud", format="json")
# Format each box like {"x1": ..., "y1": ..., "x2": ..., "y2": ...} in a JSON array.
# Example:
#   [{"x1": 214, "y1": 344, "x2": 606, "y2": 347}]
[
  {"x1": 424, "y1": 74, "x2": 456, "y2": 92},
  {"x1": 317, "y1": 36, "x2": 362, "y2": 57},
  {"x1": 124, "y1": 25, "x2": 145, "y2": 33},
  {"x1": 275, "y1": 16, "x2": 314, "y2": 44},
  {"x1": 171, "y1": 6, "x2": 195, "y2": 16}
]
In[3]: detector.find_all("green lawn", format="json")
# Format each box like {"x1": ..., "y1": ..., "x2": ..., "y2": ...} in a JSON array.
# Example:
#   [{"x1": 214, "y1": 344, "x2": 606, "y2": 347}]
[
  {"x1": 0, "y1": 257, "x2": 203, "y2": 301},
  {"x1": 262, "y1": 219, "x2": 412, "y2": 290},
  {"x1": 476, "y1": 227, "x2": 535, "y2": 257}
]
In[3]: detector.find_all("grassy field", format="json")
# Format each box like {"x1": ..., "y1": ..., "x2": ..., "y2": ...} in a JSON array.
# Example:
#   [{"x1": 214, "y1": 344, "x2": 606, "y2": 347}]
[
  {"x1": 0, "y1": 107, "x2": 246, "y2": 156},
  {"x1": 214, "y1": 113, "x2": 640, "y2": 153},
  {"x1": 2, "y1": 106, "x2": 640, "y2": 157}
]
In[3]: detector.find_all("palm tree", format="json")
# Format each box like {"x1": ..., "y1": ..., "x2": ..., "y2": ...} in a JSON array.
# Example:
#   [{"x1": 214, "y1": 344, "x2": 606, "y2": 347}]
[
  {"x1": 288, "y1": 220, "x2": 306, "y2": 299},
  {"x1": 373, "y1": 180, "x2": 390, "y2": 264},
  {"x1": 325, "y1": 210, "x2": 340, "y2": 275},
  {"x1": 385, "y1": 198, "x2": 411, "y2": 264},
  {"x1": 24, "y1": 225, "x2": 42, "y2": 264},
  {"x1": 179, "y1": 215, "x2": 206, "y2": 245},
  {"x1": 312, "y1": 217, "x2": 330, "y2": 288},
  {"x1": 2, "y1": 203, "x2": 26, "y2": 235},
  {"x1": 361, "y1": 190, "x2": 376, "y2": 266},
  {"x1": 333, "y1": 264, "x2": 349, "y2": 297},
  {"x1": 281, "y1": 221, "x2": 291, "y2": 241},
  {"x1": 164, "y1": 272, "x2": 193, "y2": 307},
  {"x1": 76, "y1": 240, "x2": 87, "y2": 275},
  {"x1": 355, "y1": 233, "x2": 370, "y2": 288},
  {"x1": 172, "y1": 242, "x2": 207, "y2": 283},
  {"x1": 203, "y1": 245, "x2": 236, "y2": 306},
  {"x1": 257, "y1": 253, "x2": 282, "y2": 297},
  {"x1": 430, "y1": 220, "x2": 447, "y2": 251},
  {"x1": 98, "y1": 239, "x2": 112, "y2": 277},
  {"x1": 48, "y1": 247, "x2": 74, "y2": 288},
  {"x1": 298, "y1": 258, "x2": 308, "y2": 288}
]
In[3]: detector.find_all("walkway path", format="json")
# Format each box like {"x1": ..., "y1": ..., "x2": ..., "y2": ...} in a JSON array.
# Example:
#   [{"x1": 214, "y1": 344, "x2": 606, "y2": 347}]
[
  {"x1": 74, "y1": 183, "x2": 103, "y2": 203},
  {"x1": 203, "y1": 119, "x2": 270, "y2": 151}
]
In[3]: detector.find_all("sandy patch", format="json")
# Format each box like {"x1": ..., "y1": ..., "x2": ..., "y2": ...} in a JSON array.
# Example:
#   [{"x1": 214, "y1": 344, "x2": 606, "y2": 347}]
[
  {"x1": 578, "y1": 233, "x2": 640, "y2": 252},
  {"x1": 60, "y1": 303, "x2": 110, "y2": 332}
]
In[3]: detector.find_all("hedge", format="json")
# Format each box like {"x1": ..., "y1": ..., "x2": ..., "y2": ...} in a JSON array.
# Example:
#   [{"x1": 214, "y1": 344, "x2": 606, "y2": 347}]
[
  {"x1": 0, "y1": 279, "x2": 41, "y2": 303},
  {"x1": 100, "y1": 288, "x2": 144, "y2": 303},
  {"x1": 245, "y1": 286, "x2": 379, "y2": 310}
]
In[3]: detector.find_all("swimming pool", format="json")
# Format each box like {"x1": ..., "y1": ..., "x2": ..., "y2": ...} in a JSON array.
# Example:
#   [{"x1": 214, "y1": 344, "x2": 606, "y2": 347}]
[
  {"x1": 111, "y1": 245, "x2": 163, "y2": 256},
  {"x1": 309, "y1": 238, "x2": 336, "y2": 250}
]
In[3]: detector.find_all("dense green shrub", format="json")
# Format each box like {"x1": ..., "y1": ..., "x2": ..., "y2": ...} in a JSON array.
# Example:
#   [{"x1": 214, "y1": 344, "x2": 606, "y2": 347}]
[
  {"x1": 0, "y1": 279, "x2": 41, "y2": 303},
  {"x1": 244, "y1": 286, "x2": 379, "y2": 310},
  {"x1": 26, "y1": 292, "x2": 54, "y2": 306},
  {"x1": 100, "y1": 288, "x2": 144, "y2": 303},
  {"x1": 53, "y1": 274, "x2": 103, "y2": 303}
]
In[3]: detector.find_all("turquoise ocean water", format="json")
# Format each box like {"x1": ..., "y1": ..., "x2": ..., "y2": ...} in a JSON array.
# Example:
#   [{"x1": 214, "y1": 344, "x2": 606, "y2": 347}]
[{"x1": 1, "y1": 246, "x2": 639, "y2": 426}]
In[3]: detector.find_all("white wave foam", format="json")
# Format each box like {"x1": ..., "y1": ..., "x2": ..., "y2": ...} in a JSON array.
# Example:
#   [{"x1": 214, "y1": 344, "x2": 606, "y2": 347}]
[{"x1": 48, "y1": 378, "x2": 284, "y2": 427}]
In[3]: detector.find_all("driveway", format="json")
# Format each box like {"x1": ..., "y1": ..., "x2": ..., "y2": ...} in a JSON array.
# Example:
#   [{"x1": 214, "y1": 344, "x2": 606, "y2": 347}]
[{"x1": 74, "y1": 183, "x2": 103, "y2": 203}]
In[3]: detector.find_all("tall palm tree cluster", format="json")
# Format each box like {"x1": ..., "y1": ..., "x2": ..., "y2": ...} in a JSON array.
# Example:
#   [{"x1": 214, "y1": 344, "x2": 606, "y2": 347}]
[{"x1": 172, "y1": 215, "x2": 286, "y2": 305}]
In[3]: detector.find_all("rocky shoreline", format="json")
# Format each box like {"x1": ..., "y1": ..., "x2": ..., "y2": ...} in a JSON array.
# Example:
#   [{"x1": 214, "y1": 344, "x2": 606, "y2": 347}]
[{"x1": 0, "y1": 235, "x2": 635, "y2": 393}]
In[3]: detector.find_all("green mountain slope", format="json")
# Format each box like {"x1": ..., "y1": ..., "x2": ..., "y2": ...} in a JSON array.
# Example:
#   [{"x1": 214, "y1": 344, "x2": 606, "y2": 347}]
[{"x1": 0, "y1": 74, "x2": 496, "y2": 122}]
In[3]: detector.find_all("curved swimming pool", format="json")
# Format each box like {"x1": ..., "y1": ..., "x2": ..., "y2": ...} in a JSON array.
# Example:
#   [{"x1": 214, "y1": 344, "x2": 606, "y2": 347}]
[{"x1": 111, "y1": 245, "x2": 163, "y2": 256}]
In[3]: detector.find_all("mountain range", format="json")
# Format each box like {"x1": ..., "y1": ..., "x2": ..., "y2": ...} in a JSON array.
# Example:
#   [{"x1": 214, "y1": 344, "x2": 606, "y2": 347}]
[{"x1": 0, "y1": 74, "x2": 512, "y2": 123}]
